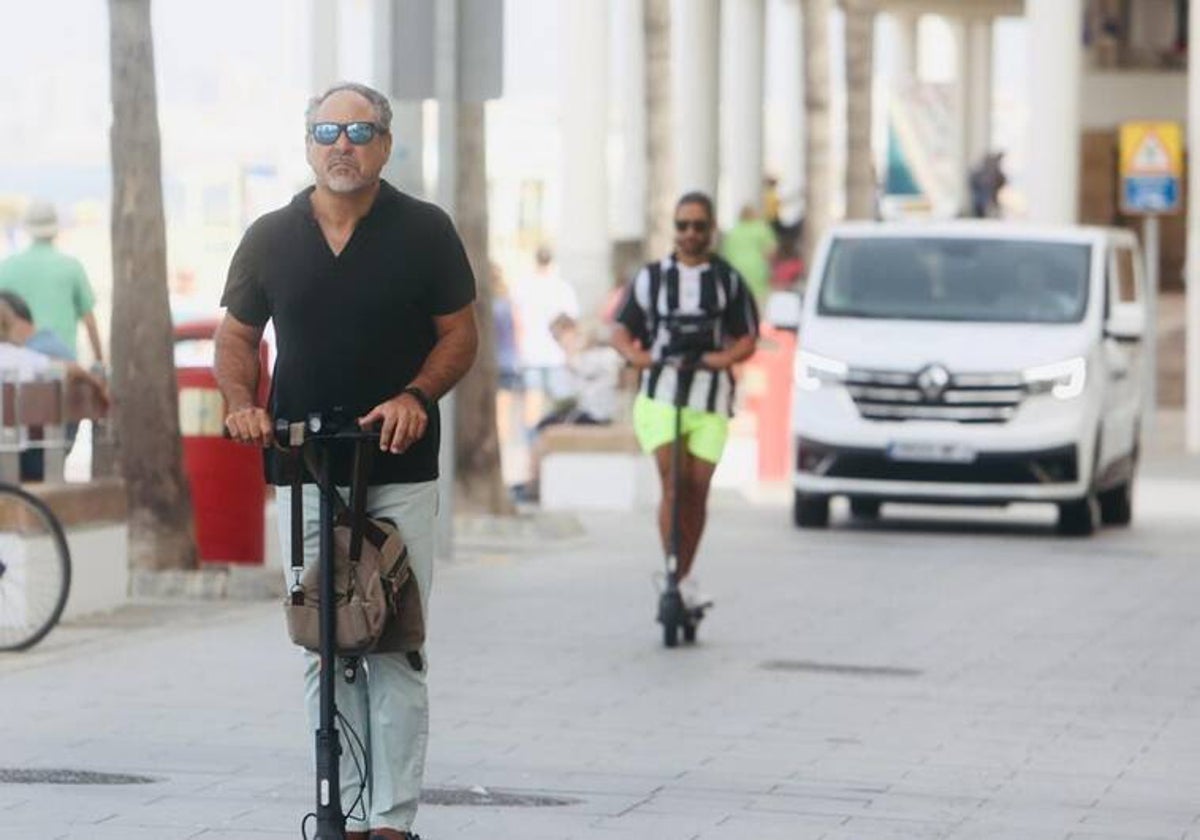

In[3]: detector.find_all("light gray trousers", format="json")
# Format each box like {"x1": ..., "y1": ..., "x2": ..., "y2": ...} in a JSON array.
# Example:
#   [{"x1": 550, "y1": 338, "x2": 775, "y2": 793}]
[{"x1": 275, "y1": 480, "x2": 437, "y2": 833}]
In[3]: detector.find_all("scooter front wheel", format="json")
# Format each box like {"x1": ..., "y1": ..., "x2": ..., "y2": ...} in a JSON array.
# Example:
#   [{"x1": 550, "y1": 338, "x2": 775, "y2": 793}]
[
  {"x1": 659, "y1": 589, "x2": 685, "y2": 648},
  {"x1": 663, "y1": 620, "x2": 679, "y2": 647}
]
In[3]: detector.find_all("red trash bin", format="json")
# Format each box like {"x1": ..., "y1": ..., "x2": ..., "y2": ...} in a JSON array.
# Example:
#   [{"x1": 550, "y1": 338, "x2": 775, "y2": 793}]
[
  {"x1": 175, "y1": 320, "x2": 270, "y2": 565},
  {"x1": 743, "y1": 324, "x2": 796, "y2": 482}
]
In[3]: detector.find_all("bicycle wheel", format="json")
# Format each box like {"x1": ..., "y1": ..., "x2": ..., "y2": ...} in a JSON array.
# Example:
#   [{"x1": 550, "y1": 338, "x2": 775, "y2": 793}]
[{"x1": 0, "y1": 485, "x2": 71, "y2": 651}]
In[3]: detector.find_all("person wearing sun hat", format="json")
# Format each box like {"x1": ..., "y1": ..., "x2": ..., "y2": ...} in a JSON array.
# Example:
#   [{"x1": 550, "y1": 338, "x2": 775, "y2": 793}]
[{"x1": 0, "y1": 200, "x2": 103, "y2": 364}]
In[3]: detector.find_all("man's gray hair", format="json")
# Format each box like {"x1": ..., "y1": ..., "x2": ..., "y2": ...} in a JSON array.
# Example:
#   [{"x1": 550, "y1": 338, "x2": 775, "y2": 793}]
[{"x1": 305, "y1": 81, "x2": 393, "y2": 131}]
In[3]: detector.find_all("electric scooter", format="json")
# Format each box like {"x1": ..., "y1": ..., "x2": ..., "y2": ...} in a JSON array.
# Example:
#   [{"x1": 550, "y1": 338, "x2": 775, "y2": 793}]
[
  {"x1": 655, "y1": 358, "x2": 709, "y2": 648},
  {"x1": 272, "y1": 412, "x2": 377, "y2": 840}
]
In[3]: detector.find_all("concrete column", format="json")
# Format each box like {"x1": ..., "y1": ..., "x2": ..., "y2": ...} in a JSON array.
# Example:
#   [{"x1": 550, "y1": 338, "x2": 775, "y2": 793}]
[
  {"x1": 372, "y1": 0, "x2": 425, "y2": 196},
  {"x1": 765, "y1": 0, "x2": 802, "y2": 227},
  {"x1": 560, "y1": 0, "x2": 611, "y2": 316},
  {"x1": 1026, "y1": 0, "x2": 1082, "y2": 225},
  {"x1": 434, "y1": 0, "x2": 458, "y2": 560},
  {"x1": 953, "y1": 16, "x2": 993, "y2": 211},
  {"x1": 888, "y1": 11, "x2": 919, "y2": 86},
  {"x1": 311, "y1": 0, "x2": 339, "y2": 92},
  {"x1": 719, "y1": 0, "x2": 766, "y2": 226},
  {"x1": 672, "y1": 0, "x2": 720, "y2": 198},
  {"x1": 611, "y1": 0, "x2": 647, "y2": 243},
  {"x1": 964, "y1": 18, "x2": 992, "y2": 166},
  {"x1": 1186, "y1": 0, "x2": 1200, "y2": 451}
]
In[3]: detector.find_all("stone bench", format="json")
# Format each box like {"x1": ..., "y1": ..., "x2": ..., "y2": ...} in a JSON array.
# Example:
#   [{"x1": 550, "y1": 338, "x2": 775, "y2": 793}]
[
  {"x1": 538, "y1": 412, "x2": 762, "y2": 511},
  {"x1": 0, "y1": 374, "x2": 113, "y2": 483},
  {"x1": 538, "y1": 423, "x2": 660, "y2": 511}
]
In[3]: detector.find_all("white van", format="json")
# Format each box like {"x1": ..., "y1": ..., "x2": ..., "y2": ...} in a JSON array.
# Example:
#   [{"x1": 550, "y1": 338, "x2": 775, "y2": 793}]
[{"x1": 771, "y1": 222, "x2": 1147, "y2": 536}]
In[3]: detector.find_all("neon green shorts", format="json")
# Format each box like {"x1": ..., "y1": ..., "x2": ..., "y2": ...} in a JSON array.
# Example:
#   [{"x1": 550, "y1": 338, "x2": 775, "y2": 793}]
[{"x1": 632, "y1": 394, "x2": 729, "y2": 464}]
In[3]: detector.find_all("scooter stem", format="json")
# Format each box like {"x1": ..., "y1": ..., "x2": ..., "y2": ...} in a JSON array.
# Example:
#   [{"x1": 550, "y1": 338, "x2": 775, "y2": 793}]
[{"x1": 314, "y1": 446, "x2": 345, "y2": 836}]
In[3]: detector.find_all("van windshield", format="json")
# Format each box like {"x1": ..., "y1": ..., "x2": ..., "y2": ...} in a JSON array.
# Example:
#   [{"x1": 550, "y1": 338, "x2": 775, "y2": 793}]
[{"x1": 817, "y1": 237, "x2": 1092, "y2": 323}]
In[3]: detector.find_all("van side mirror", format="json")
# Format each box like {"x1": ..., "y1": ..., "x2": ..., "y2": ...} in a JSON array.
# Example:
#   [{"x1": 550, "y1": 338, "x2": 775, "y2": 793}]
[
  {"x1": 1105, "y1": 306, "x2": 1144, "y2": 343},
  {"x1": 765, "y1": 290, "x2": 803, "y2": 332}
]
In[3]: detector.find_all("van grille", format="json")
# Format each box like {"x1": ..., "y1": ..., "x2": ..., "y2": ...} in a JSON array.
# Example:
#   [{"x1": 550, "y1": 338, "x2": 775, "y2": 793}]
[{"x1": 846, "y1": 368, "x2": 1024, "y2": 424}]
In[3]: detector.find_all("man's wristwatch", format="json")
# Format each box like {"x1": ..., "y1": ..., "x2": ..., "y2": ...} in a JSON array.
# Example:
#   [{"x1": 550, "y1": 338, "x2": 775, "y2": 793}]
[{"x1": 402, "y1": 385, "x2": 434, "y2": 416}]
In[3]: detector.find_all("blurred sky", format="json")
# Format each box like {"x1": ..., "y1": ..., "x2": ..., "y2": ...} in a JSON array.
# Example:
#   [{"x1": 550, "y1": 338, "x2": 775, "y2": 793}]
[
  {"x1": 0, "y1": 0, "x2": 1027, "y2": 204},
  {"x1": 0, "y1": 0, "x2": 1037, "y2": 338}
]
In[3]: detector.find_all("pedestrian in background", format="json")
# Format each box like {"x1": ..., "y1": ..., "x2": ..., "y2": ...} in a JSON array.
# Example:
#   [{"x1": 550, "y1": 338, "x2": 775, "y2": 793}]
[
  {"x1": 509, "y1": 244, "x2": 579, "y2": 432},
  {"x1": 720, "y1": 203, "x2": 777, "y2": 305},
  {"x1": 0, "y1": 201, "x2": 103, "y2": 365}
]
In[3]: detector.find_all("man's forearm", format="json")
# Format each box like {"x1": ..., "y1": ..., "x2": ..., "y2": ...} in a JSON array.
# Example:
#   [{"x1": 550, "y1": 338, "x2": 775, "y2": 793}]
[
  {"x1": 84, "y1": 313, "x2": 103, "y2": 363},
  {"x1": 214, "y1": 334, "x2": 261, "y2": 409},
  {"x1": 408, "y1": 326, "x2": 478, "y2": 401},
  {"x1": 726, "y1": 335, "x2": 757, "y2": 365},
  {"x1": 611, "y1": 326, "x2": 651, "y2": 368}
]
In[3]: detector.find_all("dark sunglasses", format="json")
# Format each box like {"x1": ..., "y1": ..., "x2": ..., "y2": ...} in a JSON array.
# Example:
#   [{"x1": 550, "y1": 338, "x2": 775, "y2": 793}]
[
  {"x1": 674, "y1": 219, "x2": 710, "y2": 233},
  {"x1": 309, "y1": 121, "x2": 386, "y2": 146}
]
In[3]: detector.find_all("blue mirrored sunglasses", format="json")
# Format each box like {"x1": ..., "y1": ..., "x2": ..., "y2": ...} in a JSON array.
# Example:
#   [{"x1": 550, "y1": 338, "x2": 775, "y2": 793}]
[{"x1": 309, "y1": 121, "x2": 385, "y2": 146}]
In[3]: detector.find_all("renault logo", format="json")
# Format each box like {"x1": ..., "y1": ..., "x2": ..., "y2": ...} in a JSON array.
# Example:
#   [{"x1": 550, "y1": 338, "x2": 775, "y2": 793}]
[{"x1": 916, "y1": 364, "x2": 951, "y2": 402}]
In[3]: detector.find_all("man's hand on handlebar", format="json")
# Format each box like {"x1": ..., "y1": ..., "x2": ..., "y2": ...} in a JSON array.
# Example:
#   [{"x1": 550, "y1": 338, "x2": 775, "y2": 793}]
[
  {"x1": 699, "y1": 349, "x2": 734, "y2": 370},
  {"x1": 225, "y1": 405, "x2": 274, "y2": 448},
  {"x1": 626, "y1": 339, "x2": 654, "y2": 370},
  {"x1": 359, "y1": 393, "x2": 427, "y2": 454}
]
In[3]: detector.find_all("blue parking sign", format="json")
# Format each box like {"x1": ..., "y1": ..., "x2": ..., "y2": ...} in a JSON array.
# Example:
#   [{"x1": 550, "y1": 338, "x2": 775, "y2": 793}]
[{"x1": 1123, "y1": 176, "x2": 1180, "y2": 214}]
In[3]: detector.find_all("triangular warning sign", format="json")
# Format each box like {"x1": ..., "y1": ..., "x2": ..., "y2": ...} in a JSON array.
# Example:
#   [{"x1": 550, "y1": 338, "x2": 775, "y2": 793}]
[{"x1": 1132, "y1": 133, "x2": 1172, "y2": 174}]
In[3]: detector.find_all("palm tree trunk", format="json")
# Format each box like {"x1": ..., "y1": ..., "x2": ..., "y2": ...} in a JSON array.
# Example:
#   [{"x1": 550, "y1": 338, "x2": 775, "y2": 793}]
[
  {"x1": 108, "y1": 0, "x2": 197, "y2": 571},
  {"x1": 644, "y1": 0, "x2": 675, "y2": 260},
  {"x1": 844, "y1": 0, "x2": 877, "y2": 220},
  {"x1": 453, "y1": 101, "x2": 513, "y2": 515},
  {"x1": 801, "y1": 0, "x2": 833, "y2": 268}
]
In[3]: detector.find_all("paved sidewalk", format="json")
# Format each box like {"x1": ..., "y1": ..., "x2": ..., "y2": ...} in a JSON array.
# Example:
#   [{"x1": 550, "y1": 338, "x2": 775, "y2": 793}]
[{"x1": 4, "y1": 452, "x2": 1200, "y2": 839}]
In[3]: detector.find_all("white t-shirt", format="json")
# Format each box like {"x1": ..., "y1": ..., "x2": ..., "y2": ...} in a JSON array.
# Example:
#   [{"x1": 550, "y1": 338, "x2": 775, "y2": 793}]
[
  {"x1": 511, "y1": 269, "x2": 580, "y2": 368},
  {"x1": 0, "y1": 343, "x2": 53, "y2": 381},
  {"x1": 568, "y1": 346, "x2": 623, "y2": 422},
  {"x1": 618, "y1": 257, "x2": 758, "y2": 416}
]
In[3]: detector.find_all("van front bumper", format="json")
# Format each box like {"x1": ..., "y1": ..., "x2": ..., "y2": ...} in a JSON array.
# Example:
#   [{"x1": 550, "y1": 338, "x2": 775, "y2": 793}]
[{"x1": 793, "y1": 436, "x2": 1088, "y2": 503}]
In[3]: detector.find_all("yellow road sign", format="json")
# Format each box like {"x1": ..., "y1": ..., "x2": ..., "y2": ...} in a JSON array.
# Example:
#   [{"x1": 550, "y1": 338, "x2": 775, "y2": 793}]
[{"x1": 1119, "y1": 122, "x2": 1184, "y2": 214}]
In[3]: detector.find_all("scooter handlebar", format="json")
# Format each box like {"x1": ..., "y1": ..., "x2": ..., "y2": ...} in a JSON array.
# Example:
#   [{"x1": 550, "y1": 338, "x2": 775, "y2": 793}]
[
  {"x1": 649, "y1": 355, "x2": 707, "y2": 372},
  {"x1": 222, "y1": 413, "x2": 381, "y2": 447}
]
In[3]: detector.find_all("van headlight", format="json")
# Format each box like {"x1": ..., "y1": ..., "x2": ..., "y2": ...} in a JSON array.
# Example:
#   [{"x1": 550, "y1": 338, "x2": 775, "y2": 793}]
[
  {"x1": 1023, "y1": 356, "x2": 1087, "y2": 400},
  {"x1": 796, "y1": 350, "x2": 848, "y2": 392}
]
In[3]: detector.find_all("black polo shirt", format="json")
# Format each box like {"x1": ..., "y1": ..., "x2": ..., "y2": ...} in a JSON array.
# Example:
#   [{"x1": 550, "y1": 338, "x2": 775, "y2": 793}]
[{"x1": 221, "y1": 181, "x2": 476, "y2": 486}]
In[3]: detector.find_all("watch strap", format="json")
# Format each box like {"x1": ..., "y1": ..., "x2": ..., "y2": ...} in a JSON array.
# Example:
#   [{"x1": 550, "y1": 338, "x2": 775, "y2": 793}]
[{"x1": 402, "y1": 385, "x2": 433, "y2": 415}]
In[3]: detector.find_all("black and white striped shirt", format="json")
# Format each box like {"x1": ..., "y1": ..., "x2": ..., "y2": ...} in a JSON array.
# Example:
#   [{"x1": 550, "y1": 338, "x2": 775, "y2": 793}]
[{"x1": 615, "y1": 254, "x2": 759, "y2": 416}]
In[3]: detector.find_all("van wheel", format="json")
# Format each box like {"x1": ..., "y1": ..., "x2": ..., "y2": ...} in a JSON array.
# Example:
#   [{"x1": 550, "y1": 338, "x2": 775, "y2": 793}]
[
  {"x1": 793, "y1": 493, "x2": 830, "y2": 528},
  {"x1": 1098, "y1": 480, "x2": 1133, "y2": 526},
  {"x1": 849, "y1": 497, "x2": 881, "y2": 520},
  {"x1": 1057, "y1": 495, "x2": 1099, "y2": 536}
]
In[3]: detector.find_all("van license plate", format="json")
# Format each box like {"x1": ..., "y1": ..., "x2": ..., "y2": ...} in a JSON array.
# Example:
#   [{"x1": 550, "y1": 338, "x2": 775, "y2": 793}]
[{"x1": 886, "y1": 442, "x2": 976, "y2": 463}]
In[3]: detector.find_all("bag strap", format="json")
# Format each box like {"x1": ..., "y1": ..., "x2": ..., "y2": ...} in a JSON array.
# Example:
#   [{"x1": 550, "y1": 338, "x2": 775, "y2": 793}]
[
  {"x1": 290, "y1": 449, "x2": 304, "y2": 574},
  {"x1": 347, "y1": 439, "x2": 373, "y2": 563},
  {"x1": 300, "y1": 445, "x2": 351, "y2": 518},
  {"x1": 298, "y1": 439, "x2": 379, "y2": 564},
  {"x1": 646, "y1": 260, "x2": 663, "y2": 342},
  {"x1": 665, "y1": 256, "x2": 681, "y2": 313}
]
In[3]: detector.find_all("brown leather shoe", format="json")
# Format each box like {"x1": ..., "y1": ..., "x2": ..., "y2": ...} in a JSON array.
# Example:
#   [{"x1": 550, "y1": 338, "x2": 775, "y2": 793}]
[{"x1": 345, "y1": 832, "x2": 370, "y2": 840}]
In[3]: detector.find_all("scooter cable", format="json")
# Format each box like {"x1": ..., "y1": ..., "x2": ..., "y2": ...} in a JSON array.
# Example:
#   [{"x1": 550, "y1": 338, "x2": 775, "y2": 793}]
[
  {"x1": 338, "y1": 708, "x2": 370, "y2": 823},
  {"x1": 296, "y1": 713, "x2": 370, "y2": 840}
]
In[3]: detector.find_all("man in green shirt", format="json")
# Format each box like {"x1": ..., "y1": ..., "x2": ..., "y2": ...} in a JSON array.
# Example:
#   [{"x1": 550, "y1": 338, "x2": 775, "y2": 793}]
[
  {"x1": 0, "y1": 201, "x2": 103, "y2": 363},
  {"x1": 719, "y1": 203, "x2": 777, "y2": 305}
]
